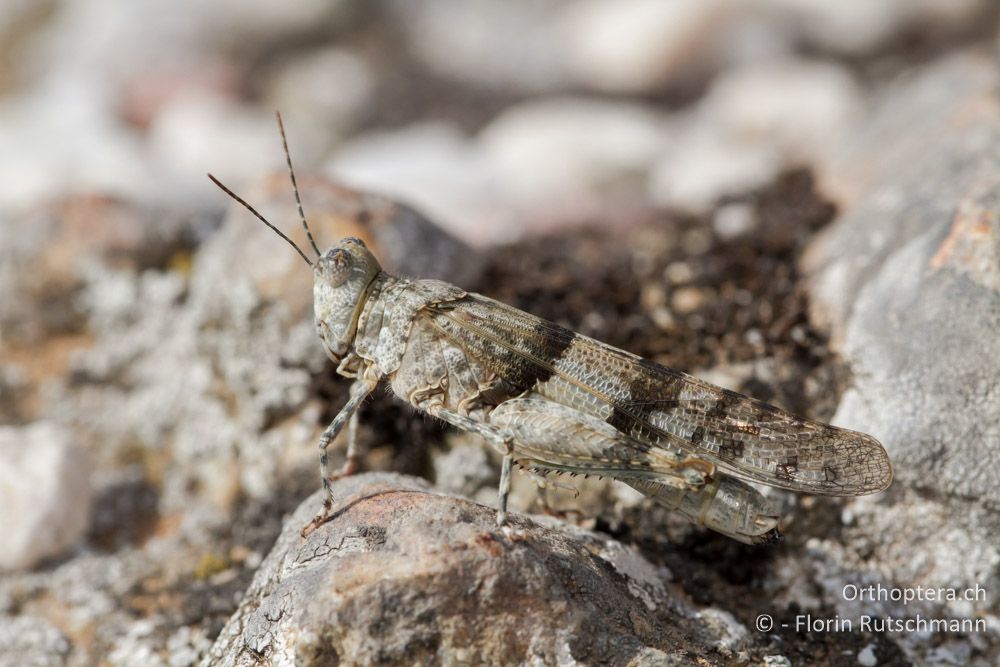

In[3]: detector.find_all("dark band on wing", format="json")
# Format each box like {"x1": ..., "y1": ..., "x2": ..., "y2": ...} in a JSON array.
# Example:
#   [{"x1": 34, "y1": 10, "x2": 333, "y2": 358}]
[
  {"x1": 506, "y1": 320, "x2": 576, "y2": 390},
  {"x1": 463, "y1": 316, "x2": 577, "y2": 401},
  {"x1": 607, "y1": 357, "x2": 684, "y2": 435},
  {"x1": 707, "y1": 389, "x2": 743, "y2": 418}
]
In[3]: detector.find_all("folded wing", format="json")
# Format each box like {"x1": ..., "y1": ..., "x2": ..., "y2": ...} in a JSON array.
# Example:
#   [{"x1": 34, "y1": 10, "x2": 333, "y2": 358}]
[{"x1": 425, "y1": 294, "x2": 892, "y2": 496}]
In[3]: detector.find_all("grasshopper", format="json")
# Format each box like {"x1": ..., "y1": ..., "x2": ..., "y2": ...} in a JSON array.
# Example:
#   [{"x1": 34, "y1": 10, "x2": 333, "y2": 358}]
[{"x1": 208, "y1": 116, "x2": 892, "y2": 544}]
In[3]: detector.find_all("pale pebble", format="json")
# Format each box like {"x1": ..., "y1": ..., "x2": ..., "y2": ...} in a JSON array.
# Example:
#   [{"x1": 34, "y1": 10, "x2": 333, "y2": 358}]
[{"x1": 0, "y1": 422, "x2": 91, "y2": 570}]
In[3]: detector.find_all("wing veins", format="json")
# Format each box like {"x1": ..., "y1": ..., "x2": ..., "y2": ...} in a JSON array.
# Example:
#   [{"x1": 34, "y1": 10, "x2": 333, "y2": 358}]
[
  {"x1": 427, "y1": 308, "x2": 795, "y2": 486},
  {"x1": 425, "y1": 299, "x2": 890, "y2": 495}
]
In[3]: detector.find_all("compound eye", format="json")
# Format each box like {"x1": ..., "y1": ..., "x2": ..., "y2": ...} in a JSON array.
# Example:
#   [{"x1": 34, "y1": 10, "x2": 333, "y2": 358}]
[{"x1": 323, "y1": 249, "x2": 352, "y2": 286}]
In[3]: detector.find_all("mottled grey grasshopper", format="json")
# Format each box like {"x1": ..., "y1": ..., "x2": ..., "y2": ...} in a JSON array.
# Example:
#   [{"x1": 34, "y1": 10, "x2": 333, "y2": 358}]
[{"x1": 208, "y1": 116, "x2": 892, "y2": 544}]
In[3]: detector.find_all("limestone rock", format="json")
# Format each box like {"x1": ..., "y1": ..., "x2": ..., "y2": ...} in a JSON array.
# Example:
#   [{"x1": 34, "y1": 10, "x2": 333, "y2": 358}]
[
  {"x1": 769, "y1": 0, "x2": 990, "y2": 57},
  {"x1": 398, "y1": 0, "x2": 571, "y2": 94},
  {"x1": 649, "y1": 58, "x2": 862, "y2": 213},
  {"x1": 804, "y1": 53, "x2": 1000, "y2": 506},
  {"x1": 326, "y1": 123, "x2": 502, "y2": 245},
  {"x1": 561, "y1": 0, "x2": 746, "y2": 94},
  {"x1": 204, "y1": 473, "x2": 742, "y2": 666},
  {"x1": 796, "y1": 52, "x2": 1000, "y2": 663},
  {"x1": 0, "y1": 422, "x2": 91, "y2": 570},
  {"x1": 0, "y1": 615, "x2": 71, "y2": 667},
  {"x1": 479, "y1": 97, "x2": 667, "y2": 207}
]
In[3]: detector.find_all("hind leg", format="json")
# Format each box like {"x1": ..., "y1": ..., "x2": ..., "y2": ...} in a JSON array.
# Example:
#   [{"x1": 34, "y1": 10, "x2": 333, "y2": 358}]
[
  {"x1": 488, "y1": 396, "x2": 714, "y2": 487},
  {"x1": 420, "y1": 403, "x2": 518, "y2": 526},
  {"x1": 522, "y1": 468, "x2": 580, "y2": 518}
]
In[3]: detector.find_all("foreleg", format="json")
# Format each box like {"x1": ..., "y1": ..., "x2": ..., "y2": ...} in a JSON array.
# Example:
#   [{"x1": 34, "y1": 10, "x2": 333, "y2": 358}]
[{"x1": 302, "y1": 376, "x2": 378, "y2": 536}]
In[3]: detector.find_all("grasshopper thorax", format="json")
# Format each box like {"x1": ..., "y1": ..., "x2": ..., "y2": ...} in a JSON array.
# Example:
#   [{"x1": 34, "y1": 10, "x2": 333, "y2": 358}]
[{"x1": 314, "y1": 237, "x2": 382, "y2": 361}]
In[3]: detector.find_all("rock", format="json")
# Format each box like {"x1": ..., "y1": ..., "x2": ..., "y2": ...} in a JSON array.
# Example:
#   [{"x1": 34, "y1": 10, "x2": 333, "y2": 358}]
[
  {"x1": 804, "y1": 52, "x2": 1000, "y2": 504},
  {"x1": 479, "y1": 97, "x2": 667, "y2": 207},
  {"x1": 560, "y1": 0, "x2": 754, "y2": 94},
  {"x1": 261, "y1": 47, "x2": 375, "y2": 148},
  {"x1": 203, "y1": 473, "x2": 745, "y2": 666},
  {"x1": 51, "y1": 172, "x2": 480, "y2": 519},
  {"x1": 712, "y1": 202, "x2": 758, "y2": 241},
  {"x1": 31, "y1": 0, "x2": 347, "y2": 84},
  {"x1": 767, "y1": 0, "x2": 990, "y2": 57},
  {"x1": 796, "y1": 52, "x2": 1000, "y2": 663},
  {"x1": 208, "y1": 171, "x2": 483, "y2": 304},
  {"x1": 2, "y1": 3, "x2": 997, "y2": 665},
  {"x1": 0, "y1": 422, "x2": 91, "y2": 570},
  {"x1": 167, "y1": 627, "x2": 214, "y2": 667},
  {"x1": 397, "y1": 0, "x2": 571, "y2": 93},
  {"x1": 0, "y1": 0, "x2": 353, "y2": 211},
  {"x1": 326, "y1": 123, "x2": 504, "y2": 246},
  {"x1": 0, "y1": 364, "x2": 28, "y2": 424},
  {"x1": 430, "y1": 440, "x2": 496, "y2": 504},
  {"x1": 0, "y1": 193, "x2": 200, "y2": 344},
  {"x1": 697, "y1": 59, "x2": 862, "y2": 162},
  {"x1": 857, "y1": 643, "x2": 878, "y2": 667},
  {"x1": 0, "y1": 80, "x2": 154, "y2": 210},
  {"x1": 648, "y1": 59, "x2": 862, "y2": 213},
  {"x1": 562, "y1": 0, "x2": 991, "y2": 93},
  {"x1": 695, "y1": 608, "x2": 750, "y2": 656},
  {"x1": 648, "y1": 129, "x2": 781, "y2": 213},
  {"x1": 0, "y1": 615, "x2": 71, "y2": 667},
  {"x1": 671, "y1": 286, "x2": 712, "y2": 315},
  {"x1": 149, "y1": 93, "x2": 281, "y2": 200}
]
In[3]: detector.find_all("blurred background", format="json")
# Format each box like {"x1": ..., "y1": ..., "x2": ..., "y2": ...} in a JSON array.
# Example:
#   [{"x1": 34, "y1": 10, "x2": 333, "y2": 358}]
[
  {"x1": 0, "y1": 0, "x2": 995, "y2": 241},
  {"x1": 1, "y1": 1, "x2": 999, "y2": 665}
]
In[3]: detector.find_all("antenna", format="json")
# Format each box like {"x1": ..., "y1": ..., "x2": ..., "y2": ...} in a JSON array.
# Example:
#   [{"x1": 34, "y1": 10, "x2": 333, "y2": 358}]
[
  {"x1": 276, "y1": 111, "x2": 321, "y2": 258},
  {"x1": 207, "y1": 173, "x2": 314, "y2": 267}
]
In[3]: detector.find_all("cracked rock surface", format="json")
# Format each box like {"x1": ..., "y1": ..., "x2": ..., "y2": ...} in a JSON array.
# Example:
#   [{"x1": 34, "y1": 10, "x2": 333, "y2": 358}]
[{"x1": 204, "y1": 473, "x2": 732, "y2": 667}]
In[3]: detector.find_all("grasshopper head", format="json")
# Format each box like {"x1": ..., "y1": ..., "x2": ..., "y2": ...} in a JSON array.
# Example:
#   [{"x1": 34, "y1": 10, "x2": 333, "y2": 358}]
[
  {"x1": 313, "y1": 237, "x2": 381, "y2": 360},
  {"x1": 208, "y1": 114, "x2": 384, "y2": 361}
]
